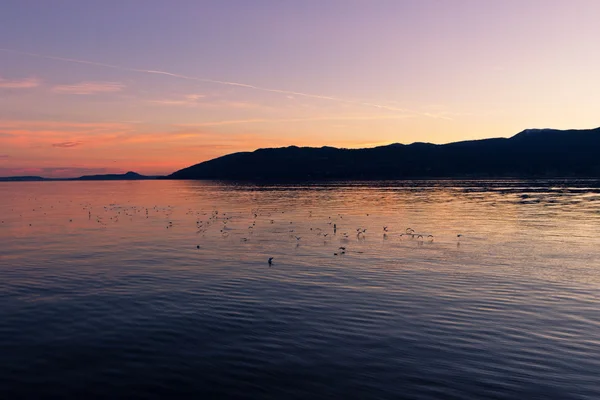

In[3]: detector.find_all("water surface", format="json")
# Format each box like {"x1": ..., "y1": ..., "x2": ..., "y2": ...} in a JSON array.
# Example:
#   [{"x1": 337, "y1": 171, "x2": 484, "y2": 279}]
[{"x1": 1, "y1": 180, "x2": 600, "y2": 399}]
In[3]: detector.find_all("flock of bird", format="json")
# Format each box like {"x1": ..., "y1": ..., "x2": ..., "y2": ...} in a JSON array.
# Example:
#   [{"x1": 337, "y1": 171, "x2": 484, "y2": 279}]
[
  {"x1": 4, "y1": 200, "x2": 464, "y2": 265},
  {"x1": 184, "y1": 207, "x2": 452, "y2": 264}
]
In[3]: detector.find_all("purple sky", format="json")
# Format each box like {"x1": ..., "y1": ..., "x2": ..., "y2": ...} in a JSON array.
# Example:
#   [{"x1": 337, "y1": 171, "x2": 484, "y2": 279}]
[{"x1": 1, "y1": 0, "x2": 599, "y2": 177}]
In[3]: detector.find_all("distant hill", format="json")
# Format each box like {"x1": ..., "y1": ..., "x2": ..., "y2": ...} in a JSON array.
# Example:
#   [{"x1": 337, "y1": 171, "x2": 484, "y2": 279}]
[
  {"x1": 76, "y1": 171, "x2": 150, "y2": 181},
  {"x1": 0, "y1": 171, "x2": 152, "y2": 182},
  {"x1": 0, "y1": 176, "x2": 47, "y2": 182},
  {"x1": 169, "y1": 127, "x2": 600, "y2": 180},
  {"x1": 3, "y1": 128, "x2": 600, "y2": 182}
]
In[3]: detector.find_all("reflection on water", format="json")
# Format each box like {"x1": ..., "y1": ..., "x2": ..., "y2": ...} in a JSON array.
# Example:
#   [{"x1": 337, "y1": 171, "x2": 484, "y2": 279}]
[{"x1": 1, "y1": 180, "x2": 600, "y2": 399}]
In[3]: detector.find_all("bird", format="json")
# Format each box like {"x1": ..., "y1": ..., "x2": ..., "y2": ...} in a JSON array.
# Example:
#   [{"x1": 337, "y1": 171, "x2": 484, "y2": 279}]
[
  {"x1": 383, "y1": 226, "x2": 388, "y2": 232},
  {"x1": 268, "y1": 257, "x2": 273, "y2": 266}
]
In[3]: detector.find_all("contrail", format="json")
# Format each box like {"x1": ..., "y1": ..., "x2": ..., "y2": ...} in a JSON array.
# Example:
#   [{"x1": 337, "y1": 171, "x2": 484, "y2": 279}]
[{"x1": 0, "y1": 47, "x2": 417, "y2": 114}]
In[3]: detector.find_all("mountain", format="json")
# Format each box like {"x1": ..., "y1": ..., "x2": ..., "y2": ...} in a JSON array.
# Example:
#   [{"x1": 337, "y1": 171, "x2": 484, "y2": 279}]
[
  {"x1": 169, "y1": 127, "x2": 600, "y2": 180},
  {"x1": 0, "y1": 171, "x2": 152, "y2": 182},
  {"x1": 76, "y1": 171, "x2": 150, "y2": 181},
  {"x1": 3, "y1": 127, "x2": 599, "y2": 182},
  {"x1": 0, "y1": 176, "x2": 47, "y2": 182}
]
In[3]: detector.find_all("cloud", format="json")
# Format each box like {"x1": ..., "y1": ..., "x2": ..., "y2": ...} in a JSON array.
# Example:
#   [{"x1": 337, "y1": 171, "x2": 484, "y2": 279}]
[
  {"x1": 52, "y1": 81, "x2": 124, "y2": 95},
  {"x1": 0, "y1": 76, "x2": 40, "y2": 88},
  {"x1": 147, "y1": 93, "x2": 207, "y2": 107},
  {"x1": 0, "y1": 120, "x2": 129, "y2": 131},
  {"x1": 148, "y1": 99, "x2": 194, "y2": 106},
  {"x1": 177, "y1": 114, "x2": 411, "y2": 128},
  {"x1": 149, "y1": 96, "x2": 264, "y2": 110},
  {"x1": 185, "y1": 94, "x2": 205, "y2": 101},
  {"x1": 0, "y1": 154, "x2": 8, "y2": 158},
  {"x1": 0, "y1": 48, "x2": 430, "y2": 116},
  {"x1": 0, "y1": 48, "x2": 469, "y2": 120},
  {"x1": 0, "y1": 116, "x2": 417, "y2": 177},
  {"x1": 0, "y1": 120, "x2": 134, "y2": 150},
  {"x1": 51, "y1": 141, "x2": 83, "y2": 148}
]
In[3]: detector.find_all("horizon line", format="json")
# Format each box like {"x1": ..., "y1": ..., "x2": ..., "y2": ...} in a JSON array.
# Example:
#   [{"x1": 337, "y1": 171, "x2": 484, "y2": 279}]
[{"x1": 4, "y1": 126, "x2": 600, "y2": 179}]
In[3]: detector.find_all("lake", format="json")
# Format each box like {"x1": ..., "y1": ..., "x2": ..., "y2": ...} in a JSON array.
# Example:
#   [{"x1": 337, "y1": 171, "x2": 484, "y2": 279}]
[{"x1": 1, "y1": 180, "x2": 600, "y2": 399}]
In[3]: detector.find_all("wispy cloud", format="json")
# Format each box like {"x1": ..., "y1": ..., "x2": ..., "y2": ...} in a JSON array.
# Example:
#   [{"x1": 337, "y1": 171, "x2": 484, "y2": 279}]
[
  {"x1": 52, "y1": 81, "x2": 124, "y2": 95},
  {"x1": 0, "y1": 120, "x2": 130, "y2": 131},
  {"x1": 185, "y1": 94, "x2": 205, "y2": 101},
  {"x1": 51, "y1": 141, "x2": 83, "y2": 148},
  {"x1": 0, "y1": 154, "x2": 9, "y2": 158},
  {"x1": 177, "y1": 114, "x2": 411, "y2": 127},
  {"x1": 0, "y1": 76, "x2": 40, "y2": 88},
  {"x1": 149, "y1": 95, "x2": 264, "y2": 110},
  {"x1": 0, "y1": 120, "x2": 135, "y2": 150},
  {"x1": 148, "y1": 99, "x2": 193, "y2": 106},
  {"x1": 0, "y1": 116, "x2": 417, "y2": 176},
  {"x1": 147, "y1": 93, "x2": 206, "y2": 107},
  {"x1": 0, "y1": 48, "x2": 427, "y2": 115}
]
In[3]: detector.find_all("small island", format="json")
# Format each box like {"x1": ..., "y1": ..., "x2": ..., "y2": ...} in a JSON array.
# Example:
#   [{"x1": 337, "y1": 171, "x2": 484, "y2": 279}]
[{"x1": 0, "y1": 171, "x2": 153, "y2": 182}]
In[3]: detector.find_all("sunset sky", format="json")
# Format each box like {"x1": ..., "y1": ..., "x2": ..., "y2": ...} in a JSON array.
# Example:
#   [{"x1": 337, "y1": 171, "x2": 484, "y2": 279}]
[{"x1": 1, "y1": 0, "x2": 599, "y2": 177}]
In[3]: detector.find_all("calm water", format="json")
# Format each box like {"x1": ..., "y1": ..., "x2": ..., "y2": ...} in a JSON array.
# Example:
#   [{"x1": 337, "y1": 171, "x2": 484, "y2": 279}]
[{"x1": 1, "y1": 180, "x2": 600, "y2": 399}]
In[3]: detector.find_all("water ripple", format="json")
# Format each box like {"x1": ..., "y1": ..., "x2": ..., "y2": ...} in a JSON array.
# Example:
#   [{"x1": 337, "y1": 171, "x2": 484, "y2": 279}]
[{"x1": 1, "y1": 180, "x2": 600, "y2": 398}]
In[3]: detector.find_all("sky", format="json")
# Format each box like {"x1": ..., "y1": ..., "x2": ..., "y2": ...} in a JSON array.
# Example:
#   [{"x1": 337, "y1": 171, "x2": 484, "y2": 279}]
[{"x1": 1, "y1": 0, "x2": 600, "y2": 177}]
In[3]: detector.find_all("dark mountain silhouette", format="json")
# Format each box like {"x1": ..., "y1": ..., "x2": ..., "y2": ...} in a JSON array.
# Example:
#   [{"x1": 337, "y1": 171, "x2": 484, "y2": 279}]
[
  {"x1": 0, "y1": 171, "x2": 152, "y2": 182},
  {"x1": 0, "y1": 176, "x2": 47, "y2": 182},
  {"x1": 169, "y1": 127, "x2": 600, "y2": 180},
  {"x1": 76, "y1": 171, "x2": 149, "y2": 181},
  {"x1": 3, "y1": 127, "x2": 599, "y2": 182}
]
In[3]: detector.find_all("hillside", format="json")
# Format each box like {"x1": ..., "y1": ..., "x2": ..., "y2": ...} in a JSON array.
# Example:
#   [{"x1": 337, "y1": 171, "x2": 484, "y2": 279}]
[
  {"x1": 169, "y1": 127, "x2": 600, "y2": 180},
  {"x1": 0, "y1": 171, "x2": 152, "y2": 182}
]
